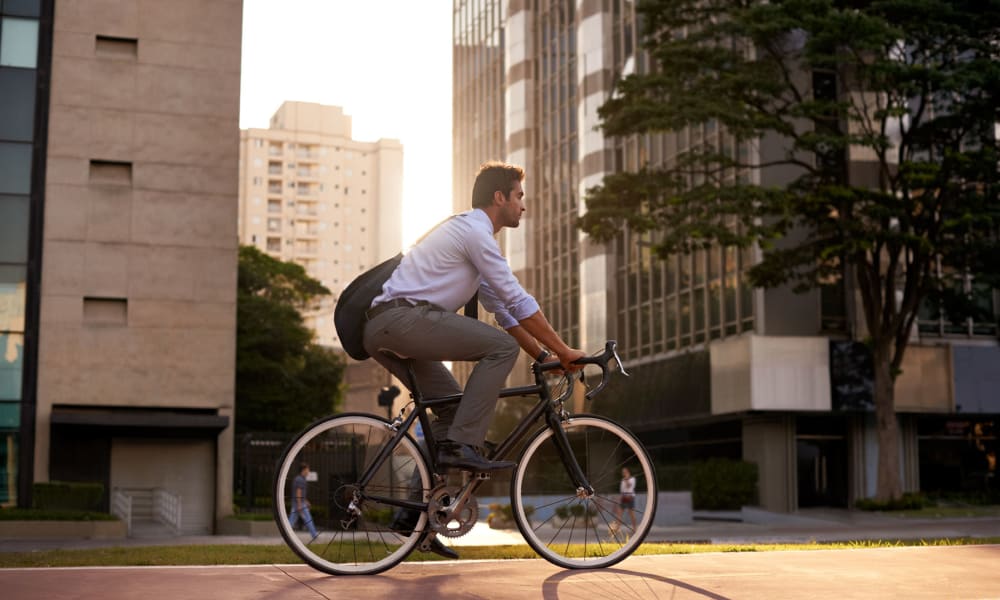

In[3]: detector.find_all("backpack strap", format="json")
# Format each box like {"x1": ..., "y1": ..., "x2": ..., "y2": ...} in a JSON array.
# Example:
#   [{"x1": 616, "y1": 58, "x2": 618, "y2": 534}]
[{"x1": 412, "y1": 214, "x2": 479, "y2": 320}]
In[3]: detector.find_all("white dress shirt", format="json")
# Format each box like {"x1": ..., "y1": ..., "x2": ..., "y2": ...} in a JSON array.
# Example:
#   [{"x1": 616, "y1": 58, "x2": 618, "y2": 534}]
[{"x1": 372, "y1": 209, "x2": 540, "y2": 329}]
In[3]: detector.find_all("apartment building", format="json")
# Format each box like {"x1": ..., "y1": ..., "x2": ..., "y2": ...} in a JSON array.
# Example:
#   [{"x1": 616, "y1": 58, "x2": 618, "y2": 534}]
[
  {"x1": 238, "y1": 101, "x2": 402, "y2": 412},
  {"x1": 2, "y1": 0, "x2": 243, "y2": 533},
  {"x1": 452, "y1": 0, "x2": 999, "y2": 511}
]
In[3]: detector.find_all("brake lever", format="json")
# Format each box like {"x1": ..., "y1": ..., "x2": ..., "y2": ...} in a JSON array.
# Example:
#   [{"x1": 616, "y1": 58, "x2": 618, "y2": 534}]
[{"x1": 611, "y1": 345, "x2": 629, "y2": 377}]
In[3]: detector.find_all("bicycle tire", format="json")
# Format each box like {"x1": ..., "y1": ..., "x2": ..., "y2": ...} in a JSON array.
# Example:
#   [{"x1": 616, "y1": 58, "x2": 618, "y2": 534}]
[
  {"x1": 510, "y1": 414, "x2": 657, "y2": 569},
  {"x1": 273, "y1": 413, "x2": 431, "y2": 575}
]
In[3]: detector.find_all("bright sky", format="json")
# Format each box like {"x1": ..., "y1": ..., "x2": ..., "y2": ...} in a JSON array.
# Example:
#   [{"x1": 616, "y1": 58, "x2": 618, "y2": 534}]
[{"x1": 239, "y1": 0, "x2": 453, "y2": 246}]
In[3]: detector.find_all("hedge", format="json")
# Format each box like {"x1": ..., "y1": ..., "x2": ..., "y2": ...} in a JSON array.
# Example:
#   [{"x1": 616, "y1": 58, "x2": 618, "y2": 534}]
[
  {"x1": 32, "y1": 481, "x2": 104, "y2": 512},
  {"x1": 691, "y1": 458, "x2": 758, "y2": 510}
]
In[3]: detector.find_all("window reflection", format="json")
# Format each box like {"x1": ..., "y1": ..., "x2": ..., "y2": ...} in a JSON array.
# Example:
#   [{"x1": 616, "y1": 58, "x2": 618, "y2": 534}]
[
  {"x1": 0, "y1": 267, "x2": 26, "y2": 332},
  {"x1": 0, "y1": 333, "x2": 23, "y2": 401},
  {"x1": 0, "y1": 17, "x2": 38, "y2": 68}
]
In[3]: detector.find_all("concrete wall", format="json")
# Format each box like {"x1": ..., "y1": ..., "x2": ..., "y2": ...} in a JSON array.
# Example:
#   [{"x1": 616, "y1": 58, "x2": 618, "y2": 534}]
[
  {"x1": 895, "y1": 345, "x2": 953, "y2": 412},
  {"x1": 36, "y1": 0, "x2": 242, "y2": 522},
  {"x1": 711, "y1": 335, "x2": 831, "y2": 414},
  {"x1": 742, "y1": 415, "x2": 796, "y2": 513}
]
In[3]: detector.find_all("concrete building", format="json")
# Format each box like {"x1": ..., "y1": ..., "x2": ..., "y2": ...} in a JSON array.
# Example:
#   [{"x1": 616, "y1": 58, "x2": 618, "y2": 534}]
[
  {"x1": 452, "y1": 0, "x2": 999, "y2": 511},
  {"x1": 238, "y1": 101, "x2": 403, "y2": 413},
  {"x1": 2, "y1": 0, "x2": 242, "y2": 534}
]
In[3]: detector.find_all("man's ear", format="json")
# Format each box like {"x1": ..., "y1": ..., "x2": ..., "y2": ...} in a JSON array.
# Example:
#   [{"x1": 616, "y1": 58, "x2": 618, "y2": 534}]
[{"x1": 493, "y1": 189, "x2": 506, "y2": 206}]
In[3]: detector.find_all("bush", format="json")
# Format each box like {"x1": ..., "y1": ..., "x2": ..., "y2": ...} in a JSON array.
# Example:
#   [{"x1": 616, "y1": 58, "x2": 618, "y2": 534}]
[
  {"x1": 32, "y1": 482, "x2": 104, "y2": 512},
  {"x1": 0, "y1": 508, "x2": 117, "y2": 521},
  {"x1": 691, "y1": 458, "x2": 758, "y2": 510},
  {"x1": 487, "y1": 502, "x2": 532, "y2": 529},
  {"x1": 855, "y1": 492, "x2": 929, "y2": 511},
  {"x1": 657, "y1": 463, "x2": 693, "y2": 491}
]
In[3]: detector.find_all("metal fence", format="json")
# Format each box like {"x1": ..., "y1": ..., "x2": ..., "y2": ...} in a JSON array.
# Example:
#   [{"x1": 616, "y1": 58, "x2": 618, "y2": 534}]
[{"x1": 235, "y1": 432, "x2": 294, "y2": 515}]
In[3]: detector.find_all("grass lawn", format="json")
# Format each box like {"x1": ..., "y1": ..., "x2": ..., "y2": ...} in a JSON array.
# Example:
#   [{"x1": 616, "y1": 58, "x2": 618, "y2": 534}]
[{"x1": 2, "y1": 537, "x2": 999, "y2": 569}]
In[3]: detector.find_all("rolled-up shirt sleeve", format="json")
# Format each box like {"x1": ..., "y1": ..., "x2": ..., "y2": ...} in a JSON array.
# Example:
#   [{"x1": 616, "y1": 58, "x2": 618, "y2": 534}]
[
  {"x1": 478, "y1": 279, "x2": 537, "y2": 329},
  {"x1": 467, "y1": 230, "x2": 539, "y2": 328}
]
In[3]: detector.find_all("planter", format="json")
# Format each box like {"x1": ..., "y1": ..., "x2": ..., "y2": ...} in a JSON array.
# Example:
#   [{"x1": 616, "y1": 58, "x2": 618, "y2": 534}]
[
  {"x1": 656, "y1": 491, "x2": 694, "y2": 525},
  {"x1": 0, "y1": 519, "x2": 126, "y2": 540},
  {"x1": 217, "y1": 517, "x2": 279, "y2": 537}
]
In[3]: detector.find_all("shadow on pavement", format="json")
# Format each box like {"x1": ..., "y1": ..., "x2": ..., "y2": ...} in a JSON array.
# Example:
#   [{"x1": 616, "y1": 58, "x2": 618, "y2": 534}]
[{"x1": 541, "y1": 566, "x2": 731, "y2": 600}]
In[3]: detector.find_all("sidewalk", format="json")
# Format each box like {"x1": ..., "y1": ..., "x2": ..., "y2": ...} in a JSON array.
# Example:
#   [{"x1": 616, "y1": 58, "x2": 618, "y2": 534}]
[{"x1": 3, "y1": 508, "x2": 1000, "y2": 554}]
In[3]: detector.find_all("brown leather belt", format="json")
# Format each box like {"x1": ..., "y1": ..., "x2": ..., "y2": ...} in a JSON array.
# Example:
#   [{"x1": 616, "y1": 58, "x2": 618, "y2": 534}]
[{"x1": 365, "y1": 299, "x2": 439, "y2": 321}]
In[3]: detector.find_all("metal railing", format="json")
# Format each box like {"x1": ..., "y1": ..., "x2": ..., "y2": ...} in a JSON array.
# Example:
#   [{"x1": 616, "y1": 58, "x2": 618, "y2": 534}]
[
  {"x1": 153, "y1": 488, "x2": 182, "y2": 535},
  {"x1": 111, "y1": 488, "x2": 132, "y2": 536}
]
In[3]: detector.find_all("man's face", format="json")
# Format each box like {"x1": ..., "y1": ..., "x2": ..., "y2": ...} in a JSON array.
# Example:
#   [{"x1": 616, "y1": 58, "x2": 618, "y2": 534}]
[{"x1": 501, "y1": 180, "x2": 525, "y2": 228}]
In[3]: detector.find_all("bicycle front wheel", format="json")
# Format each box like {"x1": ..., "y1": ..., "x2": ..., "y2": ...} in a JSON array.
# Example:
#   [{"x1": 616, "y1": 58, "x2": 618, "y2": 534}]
[
  {"x1": 511, "y1": 415, "x2": 657, "y2": 569},
  {"x1": 273, "y1": 413, "x2": 431, "y2": 575}
]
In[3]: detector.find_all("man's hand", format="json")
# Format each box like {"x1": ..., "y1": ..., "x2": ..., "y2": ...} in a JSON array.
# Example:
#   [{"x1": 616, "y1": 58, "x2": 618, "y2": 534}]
[{"x1": 557, "y1": 348, "x2": 587, "y2": 372}]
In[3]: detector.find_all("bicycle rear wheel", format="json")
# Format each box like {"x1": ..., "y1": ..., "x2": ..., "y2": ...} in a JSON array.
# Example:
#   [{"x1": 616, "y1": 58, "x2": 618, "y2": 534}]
[
  {"x1": 511, "y1": 415, "x2": 656, "y2": 569},
  {"x1": 273, "y1": 413, "x2": 430, "y2": 575}
]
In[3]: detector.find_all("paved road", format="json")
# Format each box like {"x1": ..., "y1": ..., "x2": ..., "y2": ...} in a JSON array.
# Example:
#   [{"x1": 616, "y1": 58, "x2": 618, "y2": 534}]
[{"x1": 3, "y1": 544, "x2": 999, "y2": 599}]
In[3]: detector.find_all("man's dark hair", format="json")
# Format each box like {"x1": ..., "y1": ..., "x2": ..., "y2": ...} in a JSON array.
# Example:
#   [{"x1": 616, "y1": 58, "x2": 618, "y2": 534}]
[
  {"x1": 299, "y1": 462, "x2": 309, "y2": 472},
  {"x1": 471, "y1": 161, "x2": 524, "y2": 208}
]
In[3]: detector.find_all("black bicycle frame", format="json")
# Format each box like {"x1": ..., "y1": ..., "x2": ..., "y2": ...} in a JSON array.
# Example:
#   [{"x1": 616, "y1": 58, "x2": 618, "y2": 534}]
[{"x1": 358, "y1": 363, "x2": 594, "y2": 513}]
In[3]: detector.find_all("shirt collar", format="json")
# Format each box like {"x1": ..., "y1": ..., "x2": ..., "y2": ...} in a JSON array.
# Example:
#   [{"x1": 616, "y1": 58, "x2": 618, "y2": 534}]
[{"x1": 466, "y1": 208, "x2": 495, "y2": 235}]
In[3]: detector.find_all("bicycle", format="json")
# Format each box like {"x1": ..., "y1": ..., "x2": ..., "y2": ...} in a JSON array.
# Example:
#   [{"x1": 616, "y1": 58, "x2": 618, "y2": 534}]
[{"x1": 273, "y1": 340, "x2": 657, "y2": 575}]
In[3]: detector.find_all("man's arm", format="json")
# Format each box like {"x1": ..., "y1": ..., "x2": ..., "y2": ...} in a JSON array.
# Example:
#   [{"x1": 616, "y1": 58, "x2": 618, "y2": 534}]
[{"x1": 507, "y1": 311, "x2": 586, "y2": 370}]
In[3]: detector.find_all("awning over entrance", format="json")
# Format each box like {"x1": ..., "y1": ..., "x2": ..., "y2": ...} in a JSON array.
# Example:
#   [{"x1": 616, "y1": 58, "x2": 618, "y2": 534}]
[{"x1": 51, "y1": 406, "x2": 229, "y2": 437}]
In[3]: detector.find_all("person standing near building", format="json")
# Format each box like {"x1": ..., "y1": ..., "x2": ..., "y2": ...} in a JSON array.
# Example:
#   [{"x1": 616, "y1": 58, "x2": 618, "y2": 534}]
[
  {"x1": 616, "y1": 467, "x2": 637, "y2": 532},
  {"x1": 289, "y1": 462, "x2": 318, "y2": 543}
]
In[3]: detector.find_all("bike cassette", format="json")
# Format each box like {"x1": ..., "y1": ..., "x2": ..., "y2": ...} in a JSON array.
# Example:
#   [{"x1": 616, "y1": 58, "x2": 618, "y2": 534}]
[{"x1": 426, "y1": 484, "x2": 478, "y2": 538}]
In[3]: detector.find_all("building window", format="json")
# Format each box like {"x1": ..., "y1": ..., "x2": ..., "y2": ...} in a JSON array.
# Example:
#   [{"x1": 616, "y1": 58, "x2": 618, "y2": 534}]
[
  {"x1": 0, "y1": 17, "x2": 39, "y2": 68},
  {"x1": 919, "y1": 263, "x2": 999, "y2": 338}
]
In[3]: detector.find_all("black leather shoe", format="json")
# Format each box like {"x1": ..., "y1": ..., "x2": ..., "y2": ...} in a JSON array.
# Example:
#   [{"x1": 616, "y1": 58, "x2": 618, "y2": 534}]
[
  {"x1": 437, "y1": 441, "x2": 516, "y2": 472},
  {"x1": 480, "y1": 439, "x2": 499, "y2": 458},
  {"x1": 422, "y1": 536, "x2": 459, "y2": 560}
]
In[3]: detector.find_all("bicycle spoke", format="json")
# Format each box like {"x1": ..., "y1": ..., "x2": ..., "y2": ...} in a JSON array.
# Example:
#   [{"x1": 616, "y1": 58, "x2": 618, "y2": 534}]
[
  {"x1": 513, "y1": 416, "x2": 657, "y2": 569},
  {"x1": 274, "y1": 414, "x2": 430, "y2": 575}
]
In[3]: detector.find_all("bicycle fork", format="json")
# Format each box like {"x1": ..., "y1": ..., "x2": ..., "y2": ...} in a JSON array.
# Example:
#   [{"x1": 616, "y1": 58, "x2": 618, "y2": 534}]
[{"x1": 545, "y1": 411, "x2": 595, "y2": 497}]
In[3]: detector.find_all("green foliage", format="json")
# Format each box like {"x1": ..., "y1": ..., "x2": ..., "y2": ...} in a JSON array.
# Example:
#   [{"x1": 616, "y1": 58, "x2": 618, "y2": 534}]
[
  {"x1": 656, "y1": 463, "x2": 693, "y2": 492},
  {"x1": 0, "y1": 508, "x2": 117, "y2": 521},
  {"x1": 580, "y1": 0, "x2": 1000, "y2": 501},
  {"x1": 691, "y1": 459, "x2": 758, "y2": 510},
  {"x1": 855, "y1": 492, "x2": 929, "y2": 511},
  {"x1": 32, "y1": 481, "x2": 104, "y2": 512},
  {"x1": 237, "y1": 246, "x2": 345, "y2": 433},
  {"x1": 487, "y1": 502, "x2": 533, "y2": 529},
  {"x1": 554, "y1": 503, "x2": 598, "y2": 522}
]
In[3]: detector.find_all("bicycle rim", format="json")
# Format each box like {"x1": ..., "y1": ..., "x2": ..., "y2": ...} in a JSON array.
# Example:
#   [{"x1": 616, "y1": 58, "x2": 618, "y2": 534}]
[
  {"x1": 511, "y1": 415, "x2": 657, "y2": 569},
  {"x1": 273, "y1": 413, "x2": 430, "y2": 575}
]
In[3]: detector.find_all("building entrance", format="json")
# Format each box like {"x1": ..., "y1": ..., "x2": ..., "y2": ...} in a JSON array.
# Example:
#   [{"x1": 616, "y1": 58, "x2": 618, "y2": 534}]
[{"x1": 797, "y1": 417, "x2": 849, "y2": 508}]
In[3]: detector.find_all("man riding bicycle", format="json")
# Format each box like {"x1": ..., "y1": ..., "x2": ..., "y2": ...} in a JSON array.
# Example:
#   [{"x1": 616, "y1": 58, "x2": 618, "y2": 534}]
[{"x1": 362, "y1": 161, "x2": 585, "y2": 556}]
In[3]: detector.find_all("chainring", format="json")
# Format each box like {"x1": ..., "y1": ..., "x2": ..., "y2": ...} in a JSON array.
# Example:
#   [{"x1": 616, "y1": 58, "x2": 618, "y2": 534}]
[{"x1": 426, "y1": 484, "x2": 479, "y2": 538}]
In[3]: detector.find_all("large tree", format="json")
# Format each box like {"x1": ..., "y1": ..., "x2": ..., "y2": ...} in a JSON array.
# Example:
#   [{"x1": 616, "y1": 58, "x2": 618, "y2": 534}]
[
  {"x1": 580, "y1": 0, "x2": 1000, "y2": 500},
  {"x1": 236, "y1": 246, "x2": 345, "y2": 433}
]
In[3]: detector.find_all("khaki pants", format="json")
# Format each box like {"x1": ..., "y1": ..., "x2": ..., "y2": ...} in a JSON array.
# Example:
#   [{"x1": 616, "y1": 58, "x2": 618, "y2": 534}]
[{"x1": 362, "y1": 304, "x2": 520, "y2": 446}]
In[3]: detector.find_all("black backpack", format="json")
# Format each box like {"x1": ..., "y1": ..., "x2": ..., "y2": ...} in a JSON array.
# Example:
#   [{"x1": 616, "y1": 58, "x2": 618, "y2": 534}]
[
  {"x1": 334, "y1": 252, "x2": 403, "y2": 360},
  {"x1": 334, "y1": 216, "x2": 479, "y2": 361}
]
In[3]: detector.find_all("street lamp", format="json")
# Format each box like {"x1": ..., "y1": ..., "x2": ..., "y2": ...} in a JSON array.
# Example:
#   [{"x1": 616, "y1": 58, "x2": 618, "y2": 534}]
[{"x1": 377, "y1": 385, "x2": 400, "y2": 419}]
